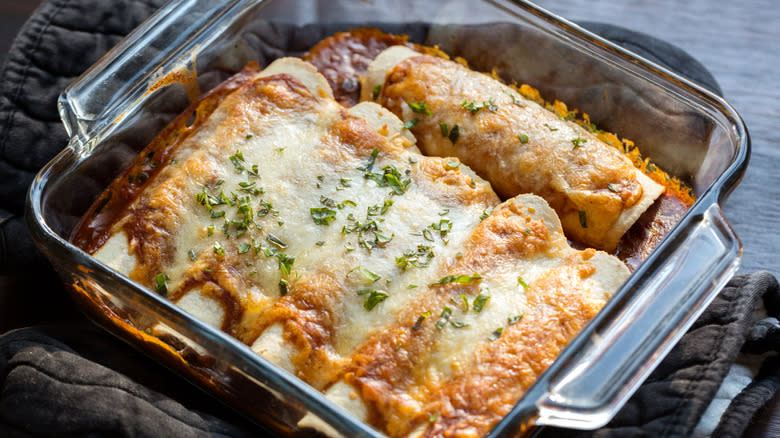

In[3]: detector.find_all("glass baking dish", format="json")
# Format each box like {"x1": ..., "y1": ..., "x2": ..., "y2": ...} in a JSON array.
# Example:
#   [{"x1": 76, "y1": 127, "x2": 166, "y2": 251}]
[{"x1": 25, "y1": 0, "x2": 749, "y2": 436}]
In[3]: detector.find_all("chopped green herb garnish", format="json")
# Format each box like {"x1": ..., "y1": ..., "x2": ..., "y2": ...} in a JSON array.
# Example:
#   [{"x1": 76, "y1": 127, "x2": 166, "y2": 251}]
[
  {"x1": 430, "y1": 274, "x2": 482, "y2": 286},
  {"x1": 429, "y1": 412, "x2": 440, "y2": 423},
  {"x1": 436, "y1": 307, "x2": 452, "y2": 330},
  {"x1": 207, "y1": 225, "x2": 214, "y2": 236},
  {"x1": 607, "y1": 183, "x2": 619, "y2": 193},
  {"x1": 396, "y1": 245, "x2": 434, "y2": 270},
  {"x1": 267, "y1": 234, "x2": 287, "y2": 248},
  {"x1": 213, "y1": 241, "x2": 225, "y2": 256},
  {"x1": 348, "y1": 266, "x2": 381, "y2": 284},
  {"x1": 489, "y1": 327, "x2": 503, "y2": 341},
  {"x1": 448, "y1": 124, "x2": 460, "y2": 143},
  {"x1": 480, "y1": 206, "x2": 494, "y2": 221},
  {"x1": 440, "y1": 123, "x2": 450, "y2": 137},
  {"x1": 372, "y1": 84, "x2": 382, "y2": 100},
  {"x1": 155, "y1": 273, "x2": 169, "y2": 297},
  {"x1": 579, "y1": 210, "x2": 588, "y2": 228},
  {"x1": 229, "y1": 150, "x2": 246, "y2": 172},
  {"x1": 461, "y1": 98, "x2": 497, "y2": 114},
  {"x1": 381, "y1": 199, "x2": 394, "y2": 215},
  {"x1": 315, "y1": 241, "x2": 325, "y2": 246},
  {"x1": 188, "y1": 249, "x2": 197, "y2": 261},
  {"x1": 506, "y1": 92, "x2": 526, "y2": 107},
  {"x1": 517, "y1": 276, "x2": 528, "y2": 290},
  {"x1": 404, "y1": 118, "x2": 419, "y2": 129},
  {"x1": 430, "y1": 219, "x2": 452, "y2": 240},
  {"x1": 364, "y1": 163, "x2": 411, "y2": 195},
  {"x1": 518, "y1": 133, "x2": 529, "y2": 144},
  {"x1": 238, "y1": 243, "x2": 250, "y2": 254},
  {"x1": 246, "y1": 133, "x2": 253, "y2": 139},
  {"x1": 473, "y1": 290, "x2": 490, "y2": 312},
  {"x1": 408, "y1": 101, "x2": 432, "y2": 116},
  {"x1": 407, "y1": 284, "x2": 418, "y2": 289},
  {"x1": 279, "y1": 278, "x2": 289, "y2": 296},
  {"x1": 276, "y1": 253, "x2": 294, "y2": 276},
  {"x1": 571, "y1": 137, "x2": 587, "y2": 149},
  {"x1": 544, "y1": 123, "x2": 558, "y2": 131},
  {"x1": 413, "y1": 311, "x2": 432, "y2": 330},
  {"x1": 459, "y1": 293, "x2": 470, "y2": 312},
  {"x1": 358, "y1": 149, "x2": 379, "y2": 173},
  {"x1": 446, "y1": 160, "x2": 460, "y2": 169},
  {"x1": 646, "y1": 162, "x2": 657, "y2": 173},
  {"x1": 340, "y1": 178, "x2": 352, "y2": 187},
  {"x1": 358, "y1": 289, "x2": 389, "y2": 311},
  {"x1": 320, "y1": 196, "x2": 337, "y2": 208},
  {"x1": 311, "y1": 207, "x2": 337, "y2": 225},
  {"x1": 450, "y1": 320, "x2": 469, "y2": 328},
  {"x1": 257, "y1": 200, "x2": 275, "y2": 217},
  {"x1": 508, "y1": 313, "x2": 525, "y2": 325}
]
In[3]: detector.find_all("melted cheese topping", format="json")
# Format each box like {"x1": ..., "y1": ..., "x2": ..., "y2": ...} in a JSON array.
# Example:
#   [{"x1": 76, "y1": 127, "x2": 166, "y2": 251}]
[
  {"x1": 80, "y1": 58, "x2": 630, "y2": 438},
  {"x1": 364, "y1": 46, "x2": 664, "y2": 252}
]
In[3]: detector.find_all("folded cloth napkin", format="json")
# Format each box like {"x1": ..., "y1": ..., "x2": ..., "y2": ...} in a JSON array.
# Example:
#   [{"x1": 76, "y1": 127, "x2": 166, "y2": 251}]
[{"x1": 0, "y1": 0, "x2": 776, "y2": 437}]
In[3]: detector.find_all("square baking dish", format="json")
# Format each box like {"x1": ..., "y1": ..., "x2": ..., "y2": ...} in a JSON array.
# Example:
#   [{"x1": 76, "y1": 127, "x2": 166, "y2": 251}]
[{"x1": 26, "y1": 0, "x2": 749, "y2": 436}]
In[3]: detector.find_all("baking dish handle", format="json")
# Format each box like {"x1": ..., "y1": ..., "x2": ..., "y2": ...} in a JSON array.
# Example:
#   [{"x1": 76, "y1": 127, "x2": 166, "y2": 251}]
[
  {"x1": 534, "y1": 203, "x2": 741, "y2": 430},
  {"x1": 57, "y1": 0, "x2": 254, "y2": 147}
]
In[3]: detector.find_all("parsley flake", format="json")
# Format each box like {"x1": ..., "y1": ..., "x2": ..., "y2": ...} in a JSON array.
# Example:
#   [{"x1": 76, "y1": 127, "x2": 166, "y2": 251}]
[
  {"x1": 579, "y1": 210, "x2": 588, "y2": 228},
  {"x1": 408, "y1": 101, "x2": 432, "y2": 116},
  {"x1": 404, "y1": 118, "x2": 419, "y2": 129},
  {"x1": 358, "y1": 289, "x2": 389, "y2": 311},
  {"x1": 571, "y1": 137, "x2": 587, "y2": 149},
  {"x1": 473, "y1": 290, "x2": 490, "y2": 312},
  {"x1": 508, "y1": 313, "x2": 525, "y2": 325},
  {"x1": 435, "y1": 307, "x2": 452, "y2": 330},
  {"x1": 489, "y1": 327, "x2": 503, "y2": 341},
  {"x1": 213, "y1": 241, "x2": 225, "y2": 256},
  {"x1": 517, "y1": 276, "x2": 529, "y2": 290},
  {"x1": 311, "y1": 207, "x2": 337, "y2": 225},
  {"x1": 279, "y1": 278, "x2": 289, "y2": 296},
  {"x1": 413, "y1": 311, "x2": 431, "y2": 330},
  {"x1": 155, "y1": 273, "x2": 169, "y2": 297},
  {"x1": 430, "y1": 274, "x2": 482, "y2": 286},
  {"x1": 518, "y1": 133, "x2": 529, "y2": 144},
  {"x1": 480, "y1": 206, "x2": 494, "y2": 221},
  {"x1": 229, "y1": 150, "x2": 246, "y2": 172}
]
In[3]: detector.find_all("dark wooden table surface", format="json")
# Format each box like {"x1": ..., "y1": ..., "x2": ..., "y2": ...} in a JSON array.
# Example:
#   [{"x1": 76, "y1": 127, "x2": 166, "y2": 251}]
[{"x1": 0, "y1": 0, "x2": 777, "y2": 436}]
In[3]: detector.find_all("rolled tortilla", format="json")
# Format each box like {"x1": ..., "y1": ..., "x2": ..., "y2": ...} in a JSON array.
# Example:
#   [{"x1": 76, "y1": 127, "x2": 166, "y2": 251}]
[
  {"x1": 362, "y1": 46, "x2": 664, "y2": 251},
  {"x1": 310, "y1": 193, "x2": 630, "y2": 437}
]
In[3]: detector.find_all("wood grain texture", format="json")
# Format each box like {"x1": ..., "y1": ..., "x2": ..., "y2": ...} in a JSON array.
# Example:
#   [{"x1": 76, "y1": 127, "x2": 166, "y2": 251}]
[{"x1": 533, "y1": 0, "x2": 780, "y2": 275}]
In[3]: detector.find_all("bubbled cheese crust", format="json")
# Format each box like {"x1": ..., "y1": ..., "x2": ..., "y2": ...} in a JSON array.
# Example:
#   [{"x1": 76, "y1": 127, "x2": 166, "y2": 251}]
[
  {"x1": 78, "y1": 58, "x2": 630, "y2": 438},
  {"x1": 364, "y1": 46, "x2": 664, "y2": 252}
]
